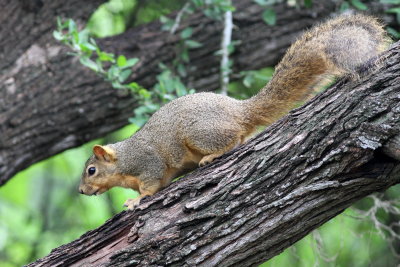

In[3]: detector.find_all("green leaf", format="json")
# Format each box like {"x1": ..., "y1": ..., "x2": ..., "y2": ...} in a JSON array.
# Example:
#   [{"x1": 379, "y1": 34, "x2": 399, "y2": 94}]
[
  {"x1": 163, "y1": 93, "x2": 176, "y2": 101},
  {"x1": 180, "y1": 27, "x2": 193, "y2": 39},
  {"x1": 262, "y1": 8, "x2": 276, "y2": 26},
  {"x1": 380, "y1": 0, "x2": 400, "y2": 4},
  {"x1": 386, "y1": 7, "x2": 400, "y2": 14},
  {"x1": 192, "y1": 0, "x2": 204, "y2": 8},
  {"x1": 57, "y1": 17, "x2": 62, "y2": 29},
  {"x1": 227, "y1": 43, "x2": 235, "y2": 54},
  {"x1": 124, "y1": 58, "x2": 139, "y2": 68},
  {"x1": 99, "y1": 52, "x2": 115, "y2": 62},
  {"x1": 72, "y1": 31, "x2": 79, "y2": 46},
  {"x1": 158, "y1": 62, "x2": 168, "y2": 71},
  {"x1": 175, "y1": 81, "x2": 188, "y2": 97},
  {"x1": 119, "y1": 69, "x2": 132, "y2": 83},
  {"x1": 128, "y1": 82, "x2": 140, "y2": 89},
  {"x1": 111, "y1": 81, "x2": 125, "y2": 89},
  {"x1": 214, "y1": 49, "x2": 223, "y2": 56},
  {"x1": 138, "y1": 88, "x2": 151, "y2": 98},
  {"x1": 159, "y1": 15, "x2": 170, "y2": 24},
  {"x1": 107, "y1": 65, "x2": 120, "y2": 80},
  {"x1": 254, "y1": 0, "x2": 267, "y2": 6},
  {"x1": 386, "y1": 26, "x2": 400, "y2": 39},
  {"x1": 185, "y1": 40, "x2": 203, "y2": 49},
  {"x1": 79, "y1": 44, "x2": 94, "y2": 55},
  {"x1": 53, "y1": 31, "x2": 63, "y2": 41},
  {"x1": 161, "y1": 20, "x2": 175, "y2": 31},
  {"x1": 177, "y1": 63, "x2": 187, "y2": 77},
  {"x1": 78, "y1": 30, "x2": 89, "y2": 44},
  {"x1": 243, "y1": 74, "x2": 254, "y2": 88},
  {"x1": 117, "y1": 55, "x2": 127, "y2": 67},
  {"x1": 68, "y1": 19, "x2": 77, "y2": 33},
  {"x1": 79, "y1": 57, "x2": 98, "y2": 72},
  {"x1": 254, "y1": 72, "x2": 272, "y2": 81},
  {"x1": 339, "y1": 1, "x2": 350, "y2": 11},
  {"x1": 304, "y1": 0, "x2": 313, "y2": 8},
  {"x1": 181, "y1": 49, "x2": 190, "y2": 63},
  {"x1": 350, "y1": 0, "x2": 367, "y2": 10},
  {"x1": 89, "y1": 37, "x2": 97, "y2": 46},
  {"x1": 84, "y1": 42, "x2": 97, "y2": 51}
]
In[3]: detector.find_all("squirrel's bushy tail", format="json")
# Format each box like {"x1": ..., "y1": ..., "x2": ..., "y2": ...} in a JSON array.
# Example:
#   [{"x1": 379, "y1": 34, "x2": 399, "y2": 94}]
[{"x1": 243, "y1": 14, "x2": 390, "y2": 126}]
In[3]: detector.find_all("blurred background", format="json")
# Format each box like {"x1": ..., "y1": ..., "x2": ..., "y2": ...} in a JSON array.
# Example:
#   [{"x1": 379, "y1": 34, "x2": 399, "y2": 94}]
[{"x1": 1, "y1": 0, "x2": 400, "y2": 266}]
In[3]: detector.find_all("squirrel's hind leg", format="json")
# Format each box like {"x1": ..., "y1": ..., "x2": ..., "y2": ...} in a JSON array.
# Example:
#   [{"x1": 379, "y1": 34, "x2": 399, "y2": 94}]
[
  {"x1": 199, "y1": 151, "x2": 229, "y2": 167},
  {"x1": 184, "y1": 120, "x2": 247, "y2": 167},
  {"x1": 198, "y1": 133, "x2": 245, "y2": 167}
]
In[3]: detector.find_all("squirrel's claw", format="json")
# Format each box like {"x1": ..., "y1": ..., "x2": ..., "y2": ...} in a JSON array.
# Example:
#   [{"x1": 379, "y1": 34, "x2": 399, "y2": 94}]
[{"x1": 123, "y1": 198, "x2": 141, "y2": 210}]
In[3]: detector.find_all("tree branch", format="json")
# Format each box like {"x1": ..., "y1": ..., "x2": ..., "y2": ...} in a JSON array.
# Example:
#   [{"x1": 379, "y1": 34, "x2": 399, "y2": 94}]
[
  {"x1": 28, "y1": 40, "x2": 400, "y2": 267},
  {"x1": 220, "y1": 8, "x2": 233, "y2": 95}
]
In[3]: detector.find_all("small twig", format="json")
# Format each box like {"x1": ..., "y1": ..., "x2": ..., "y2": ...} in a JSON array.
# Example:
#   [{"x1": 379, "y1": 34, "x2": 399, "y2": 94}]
[
  {"x1": 170, "y1": 2, "x2": 190, "y2": 34},
  {"x1": 350, "y1": 194, "x2": 400, "y2": 259},
  {"x1": 220, "y1": 9, "x2": 233, "y2": 95}
]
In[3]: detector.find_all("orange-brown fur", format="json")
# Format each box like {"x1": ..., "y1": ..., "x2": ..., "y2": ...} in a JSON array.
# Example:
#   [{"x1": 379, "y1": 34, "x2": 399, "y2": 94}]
[{"x1": 79, "y1": 14, "x2": 390, "y2": 210}]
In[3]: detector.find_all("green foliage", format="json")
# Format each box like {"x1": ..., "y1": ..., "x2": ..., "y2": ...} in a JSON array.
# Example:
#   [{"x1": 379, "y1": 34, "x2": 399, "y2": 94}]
[
  {"x1": 262, "y1": 8, "x2": 277, "y2": 25},
  {"x1": 350, "y1": 0, "x2": 368, "y2": 10},
  {"x1": 339, "y1": 0, "x2": 368, "y2": 10},
  {"x1": 191, "y1": 0, "x2": 235, "y2": 19},
  {"x1": 381, "y1": 0, "x2": 400, "y2": 38},
  {"x1": 254, "y1": 0, "x2": 316, "y2": 26},
  {"x1": 87, "y1": 0, "x2": 187, "y2": 37},
  {"x1": 259, "y1": 198, "x2": 400, "y2": 267},
  {"x1": 304, "y1": 0, "x2": 313, "y2": 8},
  {"x1": 253, "y1": 0, "x2": 280, "y2": 6},
  {"x1": 0, "y1": 125, "x2": 139, "y2": 266},
  {"x1": 254, "y1": 0, "x2": 279, "y2": 26},
  {"x1": 386, "y1": 5, "x2": 400, "y2": 37},
  {"x1": 240, "y1": 68, "x2": 273, "y2": 89},
  {"x1": 87, "y1": 0, "x2": 135, "y2": 37},
  {"x1": 53, "y1": 18, "x2": 142, "y2": 92},
  {"x1": 386, "y1": 26, "x2": 400, "y2": 38},
  {"x1": 380, "y1": 0, "x2": 400, "y2": 3}
]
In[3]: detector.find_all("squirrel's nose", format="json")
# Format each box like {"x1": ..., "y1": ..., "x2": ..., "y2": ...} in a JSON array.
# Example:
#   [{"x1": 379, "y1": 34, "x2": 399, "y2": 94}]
[{"x1": 78, "y1": 187, "x2": 84, "y2": 194}]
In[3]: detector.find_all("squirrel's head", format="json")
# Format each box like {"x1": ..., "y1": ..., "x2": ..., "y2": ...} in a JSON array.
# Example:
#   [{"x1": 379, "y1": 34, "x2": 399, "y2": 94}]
[{"x1": 79, "y1": 145, "x2": 119, "y2": 196}]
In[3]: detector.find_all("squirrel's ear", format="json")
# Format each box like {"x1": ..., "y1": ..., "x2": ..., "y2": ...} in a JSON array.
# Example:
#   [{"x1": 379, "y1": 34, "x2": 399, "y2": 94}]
[{"x1": 93, "y1": 145, "x2": 116, "y2": 162}]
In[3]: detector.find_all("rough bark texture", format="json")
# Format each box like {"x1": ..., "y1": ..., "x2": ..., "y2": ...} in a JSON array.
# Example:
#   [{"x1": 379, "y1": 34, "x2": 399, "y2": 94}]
[
  {"x1": 0, "y1": 0, "x2": 342, "y2": 186},
  {"x1": 28, "y1": 41, "x2": 400, "y2": 267}
]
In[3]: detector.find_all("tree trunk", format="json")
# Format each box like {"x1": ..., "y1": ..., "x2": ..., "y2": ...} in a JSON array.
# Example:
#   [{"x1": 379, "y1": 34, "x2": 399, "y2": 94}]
[
  {"x1": 27, "y1": 41, "x2": 400, "y2": 267},
  {"x1": 0, "y1": 1, "x2": 340, "y2": 186}
]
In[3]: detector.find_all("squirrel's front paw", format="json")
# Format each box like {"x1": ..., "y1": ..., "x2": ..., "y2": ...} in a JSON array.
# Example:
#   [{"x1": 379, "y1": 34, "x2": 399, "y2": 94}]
[{"x1": 123, "y1": 198, "x2": 141, "y2": 210}]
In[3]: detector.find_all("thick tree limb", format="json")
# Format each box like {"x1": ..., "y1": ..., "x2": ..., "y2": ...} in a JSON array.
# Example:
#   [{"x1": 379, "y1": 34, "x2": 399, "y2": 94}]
[
  {"x1": 0, "y1": 1, "x2": 338, "y2": 185},
  {"x1": 28, "y1": 40, "x2": 400, "y2": 267}
]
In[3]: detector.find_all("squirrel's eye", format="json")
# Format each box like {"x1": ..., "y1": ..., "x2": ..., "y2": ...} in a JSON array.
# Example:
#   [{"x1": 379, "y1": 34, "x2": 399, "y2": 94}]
[{"x1": 88, "y1": 167, "x2": 96, "y2": 176}]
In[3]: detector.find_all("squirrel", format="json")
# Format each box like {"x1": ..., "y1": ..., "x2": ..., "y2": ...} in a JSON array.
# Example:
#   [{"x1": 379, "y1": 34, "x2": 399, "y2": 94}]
[{"x1": 79, "y1": 14, "x2": 390, "y2": 210}]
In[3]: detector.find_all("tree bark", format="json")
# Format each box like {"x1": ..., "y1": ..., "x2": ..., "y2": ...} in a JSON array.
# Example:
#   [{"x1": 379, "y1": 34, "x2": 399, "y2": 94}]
[
  {"x1": 0, "y1": 1, "x2": 340, "y2": 185},
  {"x1": 27, "y1": 41, "x2": 400, "y2": 267}
]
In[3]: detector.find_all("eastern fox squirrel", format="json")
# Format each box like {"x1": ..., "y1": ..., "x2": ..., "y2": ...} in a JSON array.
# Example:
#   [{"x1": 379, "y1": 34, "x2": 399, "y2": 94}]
[{"x1": 79, "y1": 14, "x2": 390, "y2": 210}]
